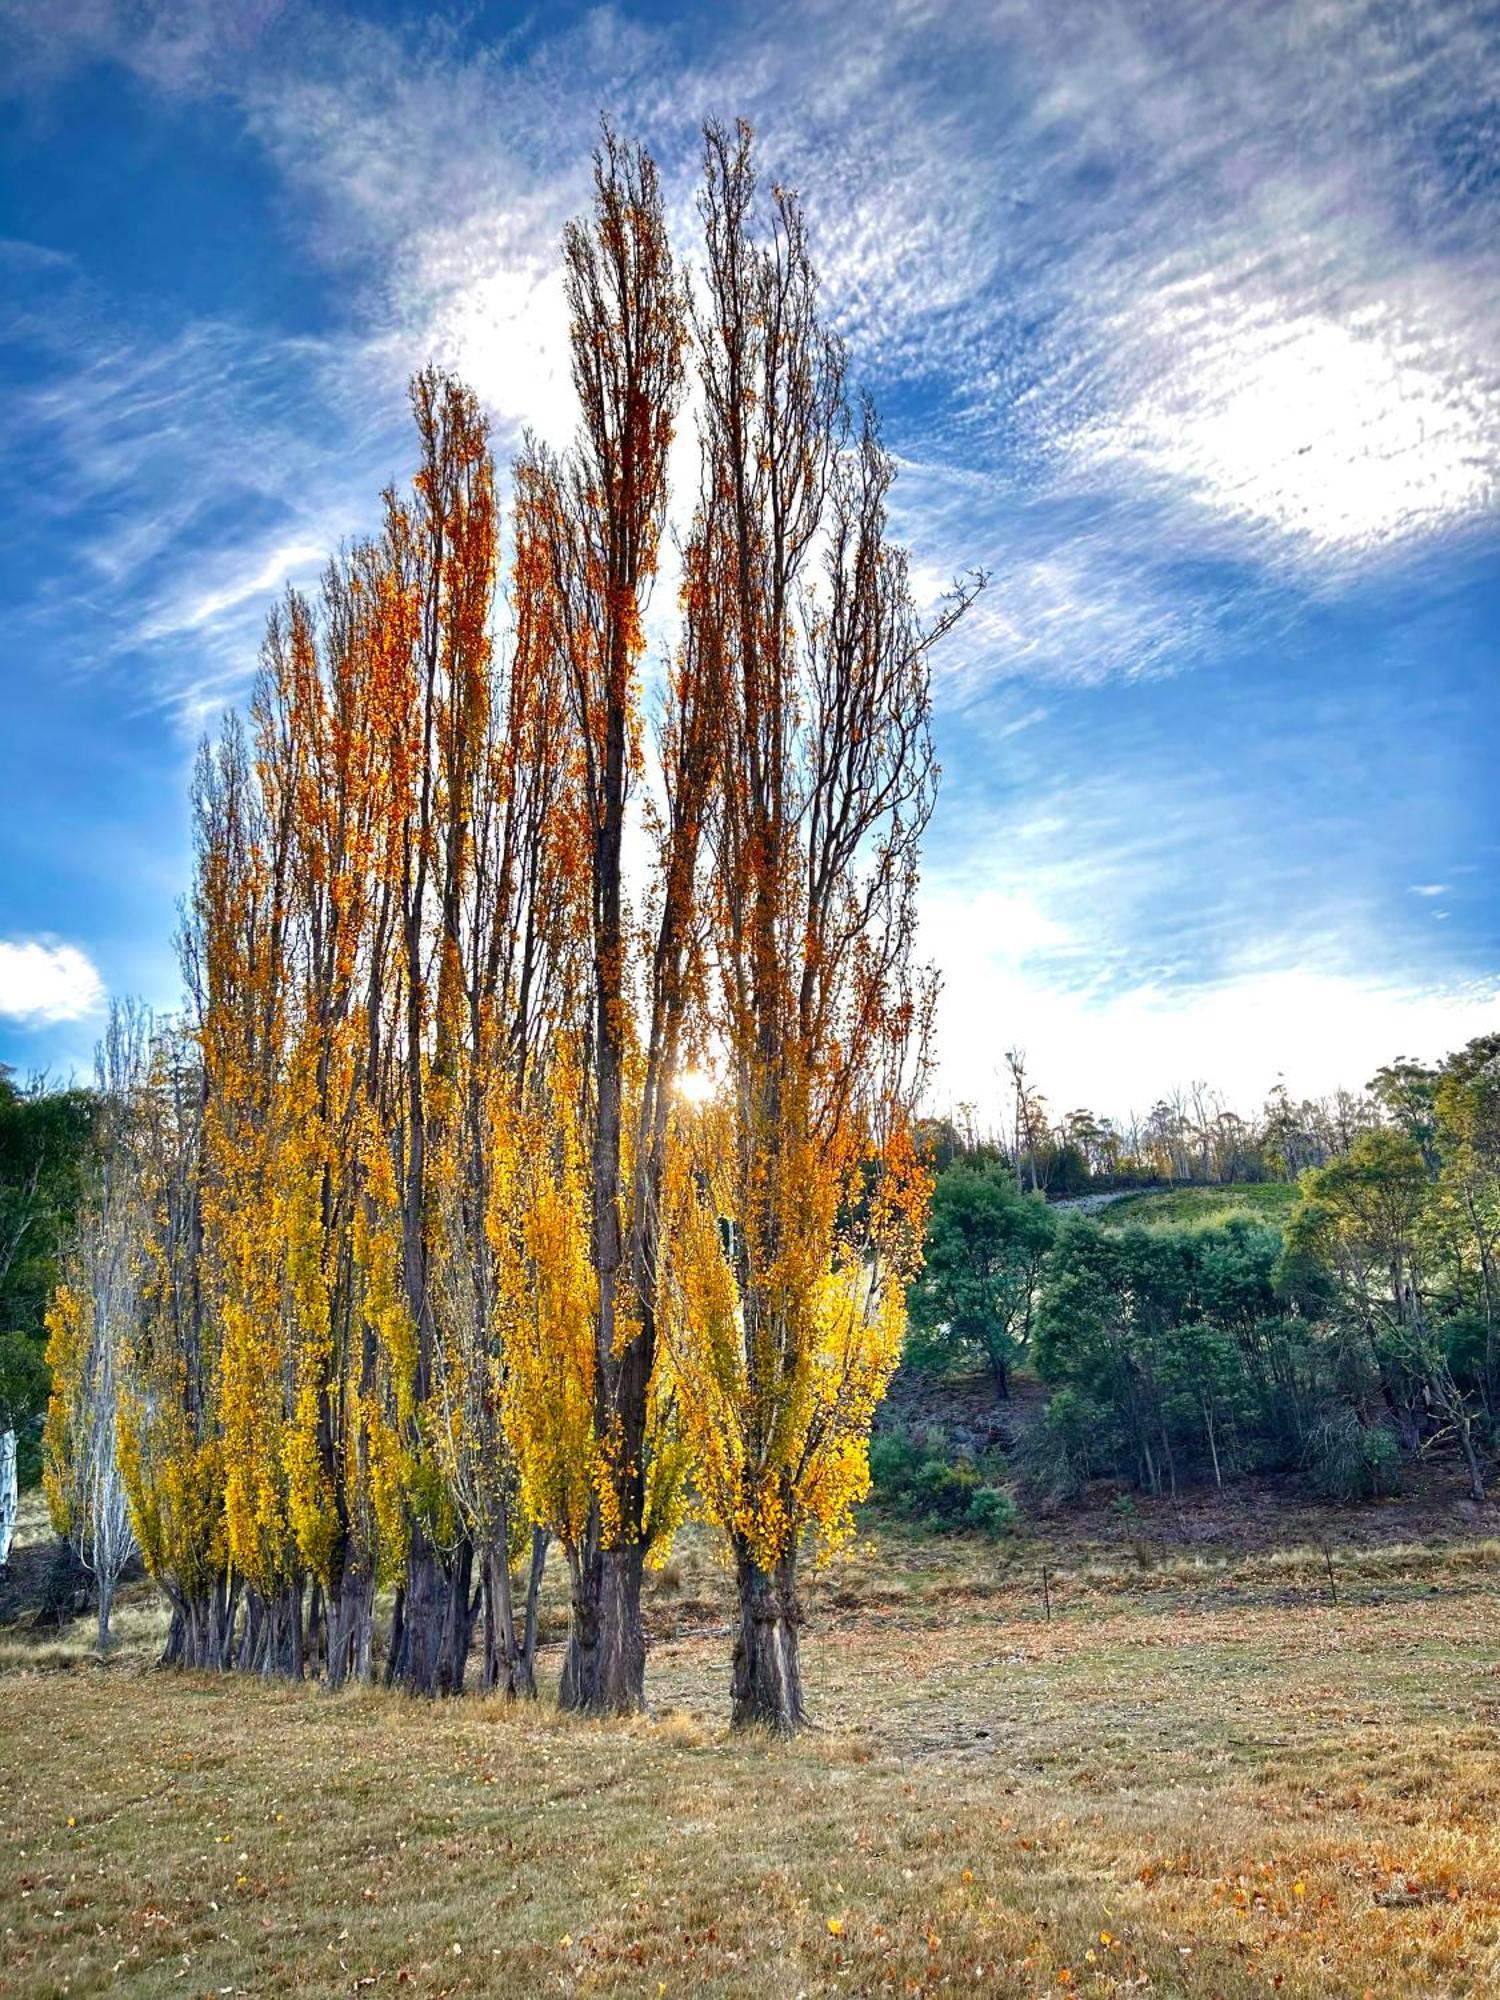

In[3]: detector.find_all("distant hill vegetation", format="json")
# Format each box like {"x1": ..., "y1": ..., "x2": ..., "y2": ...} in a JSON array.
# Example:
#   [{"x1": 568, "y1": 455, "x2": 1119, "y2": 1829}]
[
  {"x1": 1095, "y1": 1182, "x2": 1300, "y2": 1229},
  {"x1": 883, "y1": 1039, "x2": 1500, "y2": 1536}
]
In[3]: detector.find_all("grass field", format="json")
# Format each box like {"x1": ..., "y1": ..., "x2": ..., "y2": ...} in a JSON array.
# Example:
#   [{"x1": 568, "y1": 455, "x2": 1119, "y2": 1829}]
[
  {"x1": 1099, "y1": 1183, "x2": 1301, "y2": 1230},
  {"x1": 5, "y1": 1484, "x2": 1500, "y2": 1999}
]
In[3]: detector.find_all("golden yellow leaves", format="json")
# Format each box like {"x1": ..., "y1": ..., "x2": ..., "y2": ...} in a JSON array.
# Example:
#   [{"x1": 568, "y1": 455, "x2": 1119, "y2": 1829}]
[{"x1": 496, "y1": 1072, "x2": 600, "y2": 1551}]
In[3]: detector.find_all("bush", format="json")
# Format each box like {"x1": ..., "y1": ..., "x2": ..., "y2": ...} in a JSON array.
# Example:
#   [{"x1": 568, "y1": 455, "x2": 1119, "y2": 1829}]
[
  {"x1": 0, "y1": 1331, "x2": 50, "y2": 1492},
  {"x1": 966, "y1": 1484, "x2": 1017, "y2": 1535},
  {"x1": 1015, "y1": 1386, "x2": 1102, "y2": 1504},
  {"x1": 915, "y1": 1455, "x2": 980, "y2": 1522},
  {"x1": 1304, "y1": 1409, "x2": 1402, "y2": 1501},
  {"x1": 868, "y1": 1429, "x2": 926, "y2": 1502},
  {"x1": 868, "y1": 1427, "x2": 1018, "y2": 1535}
]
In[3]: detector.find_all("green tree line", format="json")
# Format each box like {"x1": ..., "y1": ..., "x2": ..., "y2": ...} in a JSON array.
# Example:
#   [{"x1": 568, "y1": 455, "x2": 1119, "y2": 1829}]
[{"x1": 907, "y1": 1032, "x2": 1500, "y2": 1507}]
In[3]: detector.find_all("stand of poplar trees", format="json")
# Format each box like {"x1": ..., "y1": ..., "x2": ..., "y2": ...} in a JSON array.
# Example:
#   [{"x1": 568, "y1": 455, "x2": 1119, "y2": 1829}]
[{"x1": 43, "y1": 122, "x2": 976, "y2": 1733}]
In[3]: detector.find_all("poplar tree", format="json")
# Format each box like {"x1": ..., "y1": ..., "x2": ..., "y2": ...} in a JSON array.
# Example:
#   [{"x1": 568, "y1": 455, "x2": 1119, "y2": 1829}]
[
  {"x1": 664, "y1": 122, "x2": 978, "y2": 1732},
  {"x1": 540, "y1": 131, "x2": 708, "y2": 1715}
]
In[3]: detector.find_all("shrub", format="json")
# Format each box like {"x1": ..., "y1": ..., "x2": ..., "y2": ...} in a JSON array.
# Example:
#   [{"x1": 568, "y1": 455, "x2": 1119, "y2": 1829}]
[
  {"x1": 915, "y1": 1455, "x2": 980, "y2": 1522},
  {"x1": 868, "y1": 1428, "x2": 1018, "y2": 1535},
  {"x1": 1304, "y1": 1409, "x2": 1402, "y2": 1501},
  {"x1": 1015, "y1": 1386, "x2": 1101, "y2": 1504},
  {"x1": 868, "y1": 1430, "x2": 926, "y2": 1507},
  {"x1": 0, "y1": 1331, "x2": 50, "y2": 1492},
  {"x1": 966, "y1": 1484, "x2": 1017, "y2": 1535}
]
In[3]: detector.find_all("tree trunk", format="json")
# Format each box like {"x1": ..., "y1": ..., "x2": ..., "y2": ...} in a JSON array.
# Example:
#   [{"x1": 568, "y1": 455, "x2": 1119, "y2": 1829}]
[
  {"x1": 160, "y1": 1602, "x2": 186, "y2": 1667},
  {"x1": 560, "y1": 1535, "x2": 645, "y2": 1716},
  {"x1": 240, "y1": 1588, "x2": 266, "y2": 1673},
  {"x1": 389, "y1": 1528, "x2": 474, "y2": 1696},
  {"x1": 96, "y1": 1574, "x2": 114, "y2": 1650},
  {"x1": 592, "y1": 1545, "x2": 645, "y2": 1714},
  {"x1": 558, "y1": 1536, "x2": 596, "y2": 1711},
  {"x1": 731, "y1": 1545, "x2": 805, "y2": 1735},
  {"x1": 988, "y1": 1347, "x2": 1010, "y2": 1403},
  {"x1": 306, "y1": 1581, "x2": 323, "y2": 1678},
  {"x1": 481, "y1": 1529, "x2": 548, "y2": 1698},
  {"x1": 520, "y1": 1527, "x2": 546, "y2": 1689},
  {"x1": 172, "y1": 1572, "x2": 237, "y2": 1671},
  {"x1": 1458, "y1": 1419, "x2": 1488, "y2": 1505},
  {"x1": 1202, "y1": 1395, "x2": 1223, "y2": 1489},
  {"x1": 0, "y1": 1430, "x2": 16, "y2": 1567},
  {"x1": 326, "y1": 1561, "x2": 375, "y2": 1689},
  {"x1": 1444, "y1": 1389, "x2": 1489, "y2": 1504},
  {"x1": 384, "y1": 1584, "x2": 404, "y2": 1687}
]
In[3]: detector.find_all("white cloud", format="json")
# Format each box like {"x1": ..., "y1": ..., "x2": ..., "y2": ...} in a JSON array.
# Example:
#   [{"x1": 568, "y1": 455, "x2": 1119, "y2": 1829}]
[
  {"x1": 15, "y1": 0, "x2": 1500, "y2": 705},
  {"x1": 0, "y1": 941, "x2": 106, "y2": 1025},
  {"x1": 927, "y1": 938, "x2": 1500, "y2": 1127},
  {"x1": 4, "y1": 0, "x2": 1495, "y2": 1117},
  {"x1": 1083, "y1": 298, "x2": 1498, "y2": 561}
]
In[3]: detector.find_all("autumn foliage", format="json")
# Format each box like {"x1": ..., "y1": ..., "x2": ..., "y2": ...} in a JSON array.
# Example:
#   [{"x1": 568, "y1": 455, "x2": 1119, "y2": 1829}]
[{"x1": 43, "y1": 121, "x2": 974, "y2": 1728}]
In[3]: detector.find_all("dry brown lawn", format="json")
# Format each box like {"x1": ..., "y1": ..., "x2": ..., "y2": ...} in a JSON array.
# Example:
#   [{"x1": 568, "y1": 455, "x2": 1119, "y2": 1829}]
[{"x1": 3, "y1": 1493, "x2": 1499, "y2": 1997}]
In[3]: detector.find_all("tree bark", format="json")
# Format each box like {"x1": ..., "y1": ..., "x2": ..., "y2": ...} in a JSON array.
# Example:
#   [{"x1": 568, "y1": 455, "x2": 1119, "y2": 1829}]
[
  {"x1": 731, "y1": 1546, "x2": 806, "y2": 1735},
  {"x1": 558, "y1": 1537, "x2": 596, "y2": 1711},
  {"x1": 160, "y1": 1603, "x2": 185, "y2": 1667},
  {"x1": 389, "y1": 1528, "x2": 474, "y2": 1696},
  {"x1": 0, "y1": 1430, "x2": 16, "y2": 1567},
  {"x1": 1457, "y1": 1419, "x2": 1488, "y2": 1505},
  {"x1": 593, "y1": 1545, "x2": 646, "y2": 1713},
  {"x1": 481, "y1": 1529, "x2": 548, "y2": 1697},
  {"x1": 326, "y1": 1560, "x2": 375, "y2": 1688},
  {"x1": 167, "y1": 1572, "x2": 238, "y2": 1671},
  {"x1": 560, "y1": 1534, "x2": 646, "y2": 1715},
  {"x1": 988, "y1": 1346, "x2": 1010, "y2": 1402}
]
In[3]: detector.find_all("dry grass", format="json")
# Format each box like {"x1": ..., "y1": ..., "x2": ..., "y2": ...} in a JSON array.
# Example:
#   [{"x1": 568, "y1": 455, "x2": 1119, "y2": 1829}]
[{"x1": 3, "y1": 1501, "x2": 1500, "y2": 1997}]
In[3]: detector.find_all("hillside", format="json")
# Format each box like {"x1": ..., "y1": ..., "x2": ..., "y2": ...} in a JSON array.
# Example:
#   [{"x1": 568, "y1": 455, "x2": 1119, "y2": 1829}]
[{"x1": 1094, "y1": 1182, "x2": 1300, "y2": 1229}]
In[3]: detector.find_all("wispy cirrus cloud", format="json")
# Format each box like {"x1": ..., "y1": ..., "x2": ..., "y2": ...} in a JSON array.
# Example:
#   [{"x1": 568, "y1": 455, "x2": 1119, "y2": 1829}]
[
  {"x1": 12, "y1": 0, "x2": 1500, "y2": 692},
  {"x1": 3, "y1": 0, "x2": 1496, "y2": 1102},
  {"x1": 2, "y1": 271, "x2": 410, "y2": 726},
  {"x1": 0, "y1": 0, "x2": 288, "y2": 97}
]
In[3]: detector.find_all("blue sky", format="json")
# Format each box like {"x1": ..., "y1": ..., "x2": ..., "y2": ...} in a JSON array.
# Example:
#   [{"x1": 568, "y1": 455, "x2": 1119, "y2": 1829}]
[{"x1": 1, "y1": 0, "x2": 1496, "y2": 1126}]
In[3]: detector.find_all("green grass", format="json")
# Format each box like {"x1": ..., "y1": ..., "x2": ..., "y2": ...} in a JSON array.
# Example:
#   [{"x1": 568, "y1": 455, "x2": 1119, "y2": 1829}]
[
  {"x1": 1100, "y1": 1182, "x2": 1300, "y2": 1231},
  {"x1": 6, "y1": 1488, "x2": 1500, "y2": 1996}
]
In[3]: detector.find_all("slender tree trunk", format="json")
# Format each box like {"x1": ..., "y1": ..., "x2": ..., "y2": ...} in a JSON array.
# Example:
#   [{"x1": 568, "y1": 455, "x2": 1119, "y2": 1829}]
[
  {"x1": 521, "y1": 1527, "x2": 547, "y2": 1690},
  {"x1": 172, "y1": 1572, "x2": 237, "y2": 1672},
  {"x1": 988, "y1": 1346, "x2": 1010, "y2": 1403},
  {"x1": 289, "y1": 1577, "x2": 306, "y2": 1681},
  {"x1": 1202, "y1": 1394, "x2": 1223, "y2": 1489},
  {"x1": 1458, "y1": 1418, "x2": 1488, "y2": 1505},
  {"x1": 481, "y1": 1548, "x2": 507, "y2": 1694},
  {"x1": 0, "y1": 1430, "x2": 16, "y2": 1567},
  {"x1": 160, "y1": 1601, "x2": 186, "y2": 1667},
  {"x1": 384, "y1": 1584, "x2": 405, "y2": 1688},
  {"x1": 306, "y1": 1580, "x2": 323, "y2": 1678},
  {"x1": 1441, "y1": 1382, "x2": 1489, "y2": 1504},
  {"x1": 442, "y1": 1539, "x2": 477, "y2": 1694},
  {"x1": 731, "y1": 1544, "x2": 805, "y2": 1735},
  {"x1": 482, "y1": 1530, "x2": 546, "y2": 1698},
  {"x1": 241, "y1": 1589, "x2": 265, "y2": 1674}
]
